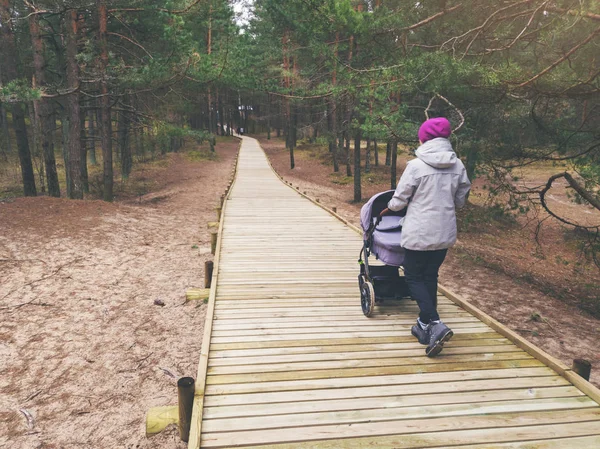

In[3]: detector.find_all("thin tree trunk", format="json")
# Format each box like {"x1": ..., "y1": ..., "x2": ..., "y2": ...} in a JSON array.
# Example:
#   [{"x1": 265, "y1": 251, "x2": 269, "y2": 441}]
[
  {"x1": 14, "y1": 106, "x2": 37, "y2": 196},
  {"x1": 88, "y1": 106, "x2": 97, "y2": 165},
  {"x1": 374, "y1": 138, "x2": 379, "y2": 166},
  {"x1": 365, "y1": 138, "x2": 371, "y2": 173},
  {"x1": 0, "y1": 61, "x2": 11, "y2": 160},
  {"x1": 266, "y1": 94, "x2": 271, "y2": 140},
  {"x1": 354, "y1": 129, "x2": 361, "y2": 202},
  {"x1": 118, "y1": 98, "x2": 132, "y2": 179},
  {"x1": 80, "y1": 104, "x2": 89, "y2": 193},
  {"x1": 29, "y1": 102, "x2": 45, "y2": 193},
  {"x1": 328, "y1": 99, "x2": 339, "y2": 171},
  {"x1": 1, "y1": 0, "x2": 36, "y2": 196},
  {"x1": 62, "y1": 114, "x2": 71, "y2": 198},
  {"x1": 218, "y1": 91, "x2": 225, "y2": 137},
  {"x1": 98, "y1": 0, "x2": 113, "y2": 201},
  {"x1": 390, "y1": 140, "x2": 398, "y2": 189},
  {"x1": 29, "y1": 11, "x2": 60, "y2": 197},
  {"x1": 385, "y1": 140, "x2": 391, "y2": 166},
  {"x1": 0, "y1": 101, "x2": 10, "y2": 160},
  {"x1": 345, "y1": 130, "x2": 352, "y2": 177},
  {"x1": 65, "y1": 9, "x2": 83, "y2": 199}
]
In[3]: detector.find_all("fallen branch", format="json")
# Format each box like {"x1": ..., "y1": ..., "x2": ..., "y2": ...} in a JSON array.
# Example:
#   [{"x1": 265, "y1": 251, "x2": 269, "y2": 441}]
[{"x1": 0, "y1": 257, "x2": 83, "y2": 309}]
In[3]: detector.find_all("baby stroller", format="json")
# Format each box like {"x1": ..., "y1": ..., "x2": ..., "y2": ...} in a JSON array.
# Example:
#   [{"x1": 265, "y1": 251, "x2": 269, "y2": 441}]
[{"x1": 358, "y1": 190, "x2": 410, "y2": 317}]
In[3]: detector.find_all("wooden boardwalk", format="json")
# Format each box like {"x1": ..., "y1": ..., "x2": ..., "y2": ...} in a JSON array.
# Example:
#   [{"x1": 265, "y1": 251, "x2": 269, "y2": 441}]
[{"x1": 188, "y1": 136, "x2": 600, "y2": 449}]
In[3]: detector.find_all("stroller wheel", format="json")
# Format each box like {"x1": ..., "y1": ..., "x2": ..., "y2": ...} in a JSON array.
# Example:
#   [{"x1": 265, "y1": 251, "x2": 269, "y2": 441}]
[{"x1": 360, "y1": 281, "x2": 376, "y2": 317}]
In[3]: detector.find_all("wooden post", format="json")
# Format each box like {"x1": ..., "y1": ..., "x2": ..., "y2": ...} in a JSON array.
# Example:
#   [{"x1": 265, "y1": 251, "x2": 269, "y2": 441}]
[
  {"x1": 316, "y1": 198, "x2": 320, "y2": 203},
  {"x1": 573, "y1": 359, "x2": 592, "y2": 381},
  {"x1": 205, "y1": 260, "x2": 214, "y2": 288},
  {"x1": 332, "y1": 207, "x2": 337, "y2": 213},
  {"x1": 177, "y1": 377, "x2": 195, "y2": 442},
  {"x1": 210, "y1": 231, "x2": 217, "y2": 255},
  {"x1": 215, "y1": 206, "x2": 222, "y2": 221},
  {"x1": 220, "y1": 194, "x2": 225, "y2": 206}
]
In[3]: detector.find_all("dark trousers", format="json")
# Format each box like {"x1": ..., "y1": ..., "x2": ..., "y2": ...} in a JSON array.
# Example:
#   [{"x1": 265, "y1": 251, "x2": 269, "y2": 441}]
[{"x1": 403, "y1": 248, "x2": 448, "y2": 324}]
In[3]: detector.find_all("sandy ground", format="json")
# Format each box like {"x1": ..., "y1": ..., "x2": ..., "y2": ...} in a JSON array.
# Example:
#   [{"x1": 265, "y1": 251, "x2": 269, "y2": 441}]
[
  {"x1": 0, "y1": 139, "x2": 239, "y2": 449},
  {"x1": 259, "y1": 135, "x2": 600, "y2": 388}
]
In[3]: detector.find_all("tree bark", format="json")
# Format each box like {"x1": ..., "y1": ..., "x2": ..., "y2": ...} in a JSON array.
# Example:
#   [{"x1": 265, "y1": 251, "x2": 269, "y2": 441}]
[
  {"x1": 98, "y1": 0, "x2": 113, "y2": 201},
  {"x1": 88, "y1": 106, "x2": 97, "y2": 165},
  {"x1": 29, "y1": 11, "x2": 60, "y2": 197},
  {"x1": 1, "y1": 0, "x2": 37, "y2": 196},
  {"x1": 390, "y1": 140, "x2": 398, "y2": 189},
  {"x1": 374, "y1": 139, "x2": 379, "y2": 166},
  {"x1": 118, "y1": 104, "x2": 131, "y2": 179},
  {"x1": 365, "y1": 138, "x2": 371, "y2": 173},
  {"x1": 0, "y1": 100, "x2": 10, "y2": 160},
  {"x1": 385, "y1": 140, "x2": 391, "y2": 166},
  {"x1": 354, "y1": 129, "x2": 361, "y2": 202},
  {"x1": 65, "y1": 9, "x2": 83, "y2": 199},
  {"x1": 80, "y1": 105, "x2": 89, "y2": 193}
]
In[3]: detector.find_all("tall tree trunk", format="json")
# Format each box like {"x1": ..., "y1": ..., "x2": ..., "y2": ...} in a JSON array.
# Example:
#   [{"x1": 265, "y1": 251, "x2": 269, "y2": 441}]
[
  {"x1": 365, "y1": 138, "x2": 371, "y2": 173},
  {"x1": 62, "y1": 114, "x2": 71, "y2": 198},
  {"x1": 118, "y1": 107, "x2": 131, "y2": 179},
  {"x1": 327, "y1": 99, "x2": 339, "y2": 171},
  {"x1": 330, "y1": 32, "x2": 340, "y2": 172},
  {"x1": 29, "y1": 102, "x2": 45, "y2": 193},
  {"x1": 88, "y1": 106, "x2": 97, "y2": 165},
  {"x1": 29, "y1": 11, "x2": 60, "y2": 197},
  {"x1": 266, "y1": 94, "x2": 271, "y2": 140},
  {"x1": 385, "y1": 140, "x2": 391, "y2": 166},
  {"x1": 0, "y1": 100, "x2": 10, "y2": 160},
  {"x1": 390, "y1": 140, "x2": 398, "y2": 189},
  {"x1": 80, "y1": 106, "x2": 89, "y2": 193},
  {"x1": 374, "y1": 138, "x2": 379, "y2": 166},
  {"x1": 1, "y1": 0, "x2": 37, "y2": 196},
  {"x1": 353, "y1": 129, "x2": 361, "y2": 202},
  {"x1": 65, "y1": 9, "x2": 83, "y2": 199},
  {"x1": 98, "y1": 0, "x2": 113, "y2": 201},
  {"x1": 218, "y1": 90, "x2": 225, "y2": 137},
  {"x1": 14, "y1": 106, "x2": 37, "y2": 196}
]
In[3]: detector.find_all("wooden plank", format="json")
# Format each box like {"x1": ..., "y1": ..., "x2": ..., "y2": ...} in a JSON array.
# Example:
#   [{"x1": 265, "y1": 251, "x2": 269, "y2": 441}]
[
  {"x1": 208, "y1": 338, "x2": 514, "y2": 359},
  {"x1": 209, "y1": 327, "x2": 494, "y2": 344},
  {"x1": 203, "y1": 385, "x2": 582, "y2": 419},
  {"x1": 205, "y1": 366, "x2": 559, "y2": 397},
  {"x1": 210, "y1": 323, "x2": 490, "y2": 337},
  {"x1": 208, "y1": 345, "x2": 523, "y2": 366},
  {"x1": 216, "y1": 424, "x2": 600, "y2": 449},
  {"x1": 200, "y1": 409, "x2": 600, "y2": 447},
  {"x1": 203, "y1": 396, "x2": 597, "y2": 433},
  {"x1": 207, "y1": 352, "x2": 534, "y2": 375},
  {"x1": 204, "y1": 374, "x2": 570, "y2": 407},
  {"x1": 209, "y1": 332, "x2": 505, "y2": 350}
]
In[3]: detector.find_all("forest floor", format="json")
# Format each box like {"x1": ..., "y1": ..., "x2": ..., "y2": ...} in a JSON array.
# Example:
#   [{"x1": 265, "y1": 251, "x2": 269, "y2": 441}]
[
  {"x1": 0, "y1": 137, "x2": 239, "y2": 449},
  {"x1": 258, "y1": 134, "x2": 600, "y2": 389}
]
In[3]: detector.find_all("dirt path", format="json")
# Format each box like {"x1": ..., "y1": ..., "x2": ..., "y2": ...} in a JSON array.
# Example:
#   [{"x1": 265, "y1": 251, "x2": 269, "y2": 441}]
[
  {"x1": 259, "y1": 136, "x2": 600, "y2": 388},
  {"x1": 0, "y1": 139, "x2": 238, "y2": 449}
]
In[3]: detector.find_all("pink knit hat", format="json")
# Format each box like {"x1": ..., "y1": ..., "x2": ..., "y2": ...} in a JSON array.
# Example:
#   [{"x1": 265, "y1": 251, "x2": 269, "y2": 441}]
[{"x1": 418, "y1": 117, "x2": 451, "y2": 143}]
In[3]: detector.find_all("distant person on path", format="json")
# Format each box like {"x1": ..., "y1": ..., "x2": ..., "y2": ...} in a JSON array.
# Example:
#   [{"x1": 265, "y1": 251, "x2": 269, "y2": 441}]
[{"x1": 380, "y1": 117, "x2": 471, "y2": 357}]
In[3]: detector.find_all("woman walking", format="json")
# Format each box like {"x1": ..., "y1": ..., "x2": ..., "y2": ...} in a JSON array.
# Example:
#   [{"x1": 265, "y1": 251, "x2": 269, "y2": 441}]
[{"x1": 381, "y1": 117, "x2": 471, "y2": 357}]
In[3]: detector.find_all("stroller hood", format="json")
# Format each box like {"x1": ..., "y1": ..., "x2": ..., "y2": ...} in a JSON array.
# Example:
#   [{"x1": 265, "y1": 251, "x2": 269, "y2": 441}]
[{"x1": 361, "y1": 190, "x2": 405, "y2": 267}]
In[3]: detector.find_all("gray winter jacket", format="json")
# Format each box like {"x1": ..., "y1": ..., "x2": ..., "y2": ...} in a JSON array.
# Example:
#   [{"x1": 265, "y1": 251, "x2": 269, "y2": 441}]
[{"x1": 387, "y1": 137, "x2": 471, "y2": 251}]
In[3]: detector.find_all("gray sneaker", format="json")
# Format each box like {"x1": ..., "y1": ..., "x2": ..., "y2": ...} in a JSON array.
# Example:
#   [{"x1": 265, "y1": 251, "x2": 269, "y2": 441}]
[
  {"x1": 411, "y1": 321, "x2": 430, "y2": 345},
  {"x1": 426, "y1": 321, "x2": 453, "y2": 357}
]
